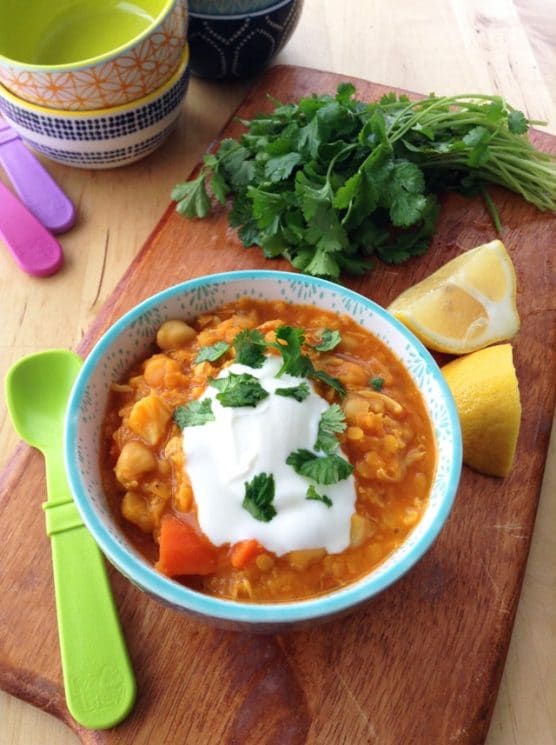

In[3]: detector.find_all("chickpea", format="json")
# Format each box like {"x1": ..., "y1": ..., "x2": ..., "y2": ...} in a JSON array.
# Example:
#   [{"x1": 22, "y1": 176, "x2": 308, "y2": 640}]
[
  {"x1": 122, "y1": 491, "x2": 151, "y2": 532},
  {"x1": 128, "y1": 393, "x2": 172, "y2": 445},
  {"x1": 255, "y1": 553, "x2": 275, "y2": 572},
  {"x1": 287, "y1": 548, "x2": 326, "y2": 571},
  {"x1": 115, "y1": 440, "x2": 157, "y2": 488},
  {"x1": 143, "y1": 355, "x2": 172, "y2": 386},
  {"x1": 156, "y1": 319, "x2": 196, "y2": 350}
]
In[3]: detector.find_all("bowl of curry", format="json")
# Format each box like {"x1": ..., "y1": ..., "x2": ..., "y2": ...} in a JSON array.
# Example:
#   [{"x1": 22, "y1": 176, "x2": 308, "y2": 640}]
[{"x1": 64, "y1": 270, "x2": 462, "y2": 630}]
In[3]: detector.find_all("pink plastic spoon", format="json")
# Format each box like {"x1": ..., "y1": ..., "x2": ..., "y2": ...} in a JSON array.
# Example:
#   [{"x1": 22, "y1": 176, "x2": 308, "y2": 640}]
[{"x1": 0, "y1": 182, "x2": 63, "y2": 276}]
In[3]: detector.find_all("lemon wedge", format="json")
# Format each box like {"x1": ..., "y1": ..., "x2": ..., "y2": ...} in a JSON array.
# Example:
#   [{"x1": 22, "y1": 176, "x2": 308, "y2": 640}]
[
  {"x1": 388, "y1": 239, "x2": 520, "y2": 354},
  {"x1": 441, "y1": 344, "x2": 521, "y2": 477}
]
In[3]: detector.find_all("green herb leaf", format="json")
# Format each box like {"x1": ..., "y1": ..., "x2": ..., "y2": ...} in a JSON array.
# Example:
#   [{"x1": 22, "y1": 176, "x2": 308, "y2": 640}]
[
  {"x1": 210, "y1": 372, "x2": 269, "y2": 407},
  {"x1": 194, "y1": 341, "x2": 230, "y2": 365},
  {"x1": 310, "y1": 368, "x2": 346, "y2": 397},
  {"x1": 264, "y1": 152, "x2": 302, "y2": 183},
  {"x1": 173, "y1": 399, "x2": 215, "y2": 428},
  {"x1": 370, "y1": 376, "x2": 384, "y2": 391},
  {"x1": 233, "y1": 328, "x2": 267, "y2": 368},
  {"x1": 286, "y1": 448, "x2": 354, "y2": 485},
  {"x1": 315, "y1": 403, "x2": 347, "y2": 454},
  {"x1": 271, "y1": 326, "x2": 313, "y2": 378},
  {"x1": 507, "y1": 109, "x2": 528, "y2": 135},
  {"x1": 313, "y1": 329, "x2": 342, "y2": 351},
  {"x1": 306, "y1": 484, "x2": 332, "y2": 508},
  {"x1": 172, "y1": 173, "x2": 211, "y2": 218},
  {"x1": 385, "y1": 160, "x2": 428, "y2": 228},
  {"x1": 275, "y1": 382, "x2": 311, "y2": 402},
  {"x1": 242, "y1": 473, "x2": 277, "y2": 522}
]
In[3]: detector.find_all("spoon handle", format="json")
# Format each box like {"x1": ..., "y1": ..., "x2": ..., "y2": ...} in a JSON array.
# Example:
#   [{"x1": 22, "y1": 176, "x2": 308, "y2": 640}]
[
  {"x1": 0, "y1": 181, "x2": 64, "y2": 276},
  {"x1": 0, "y1": 123, "x2": 76, "y2": 234},
  {"x1": 44, "y1": 500, "x2": 136, "y2": 729}
]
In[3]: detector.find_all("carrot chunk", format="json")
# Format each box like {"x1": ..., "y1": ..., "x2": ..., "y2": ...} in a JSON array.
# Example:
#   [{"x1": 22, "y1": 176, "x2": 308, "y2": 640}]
[
  {"x1": 157, "y1": 514, "x2": 217, "y2": 577},
  {"x1": 229, "y1": 539, "x2": 264, "y2": 570}
]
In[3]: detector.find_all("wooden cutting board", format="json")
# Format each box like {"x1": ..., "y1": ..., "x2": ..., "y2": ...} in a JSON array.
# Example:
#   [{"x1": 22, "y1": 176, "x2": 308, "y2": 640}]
[{"x1": 1, "y1": 65, "x2": 555, "y2": 745}]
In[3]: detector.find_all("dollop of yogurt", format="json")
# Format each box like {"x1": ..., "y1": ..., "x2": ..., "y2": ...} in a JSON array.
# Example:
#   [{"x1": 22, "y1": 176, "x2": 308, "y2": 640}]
[{"x1": 182, "y1": 355, "x2": 356, "y2": 555}]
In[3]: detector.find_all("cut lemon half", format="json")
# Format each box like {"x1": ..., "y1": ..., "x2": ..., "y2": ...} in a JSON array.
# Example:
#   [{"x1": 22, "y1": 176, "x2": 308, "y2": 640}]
[
  {"x1": 441, "y1": 344, "x2": 521, "y2": 477},
  {"x1": 388, "y1": 239, "x2": 520, "y2": 354}
]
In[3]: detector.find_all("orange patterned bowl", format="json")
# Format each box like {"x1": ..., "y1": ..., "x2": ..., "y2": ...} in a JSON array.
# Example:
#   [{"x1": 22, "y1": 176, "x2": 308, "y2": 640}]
[{"x1": 0, "y1": 0, "x2": 188, "y2": 111}]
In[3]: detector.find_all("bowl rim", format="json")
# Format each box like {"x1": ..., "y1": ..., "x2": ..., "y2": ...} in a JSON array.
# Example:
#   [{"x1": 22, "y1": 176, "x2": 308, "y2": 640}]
[
  {"x1": 0, "y1": 45, "x2": 189, "y2": 118},
  {"x1": 189, "y1": 0, "x2": 298, "y2": 20},
  {"x1": 0, "y1": 0, "x2": 184, "y2": 73},
  {"x1": 64, "y1": 269, "x2": 462, "y2": 625}
]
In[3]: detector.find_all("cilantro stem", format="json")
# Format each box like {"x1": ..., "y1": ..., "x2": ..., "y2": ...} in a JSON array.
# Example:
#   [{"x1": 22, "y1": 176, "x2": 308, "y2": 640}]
[{"x1": 480, "y1": 186, "x2": 502, "y2": 233}]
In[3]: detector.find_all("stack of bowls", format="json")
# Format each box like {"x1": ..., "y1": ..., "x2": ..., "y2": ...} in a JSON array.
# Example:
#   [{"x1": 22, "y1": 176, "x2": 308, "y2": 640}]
[
  {"x1": 0, "y1": 0, "x2": 190, "y2": 168},
  {"x1": 188, "y1": 0, "x2": 303, "y2": 80}
]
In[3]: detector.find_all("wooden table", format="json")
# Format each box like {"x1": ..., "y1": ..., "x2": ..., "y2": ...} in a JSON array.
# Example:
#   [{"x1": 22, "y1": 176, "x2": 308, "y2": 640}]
[{"x1": 1, "y1": 1, "x2": 554, "y2": 743}]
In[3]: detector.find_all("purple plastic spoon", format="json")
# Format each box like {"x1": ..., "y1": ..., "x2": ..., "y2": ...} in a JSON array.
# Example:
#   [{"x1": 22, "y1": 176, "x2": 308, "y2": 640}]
[
  {"x1": 0, "y1": 121, "x2": 75, "y2": 234},
  {"x1": 0, "y1": 181, "x2": 64, "y2": 276}
]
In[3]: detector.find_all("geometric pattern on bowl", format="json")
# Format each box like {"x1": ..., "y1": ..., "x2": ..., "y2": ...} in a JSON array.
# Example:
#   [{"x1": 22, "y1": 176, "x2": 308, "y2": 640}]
[
  {"x1": 0, "y1": 0, "x2": 188, "y2": 111},
  {"x1": 188, "y1": 0, "x2": 303, "y2": 80},
  {"x1": 64, "y1": 270, "x2": 462, "y2": 630},
  {"x1": 189, "y1": 0, "x2": 281, "y2": 14},
  {"x1": 0, "y1": 47, "x2": 190, "y2": 169}
]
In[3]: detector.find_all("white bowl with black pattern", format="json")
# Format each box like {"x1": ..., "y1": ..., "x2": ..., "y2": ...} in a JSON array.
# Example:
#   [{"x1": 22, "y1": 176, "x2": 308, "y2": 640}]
[
  {"x1": 0, "y1": 45, "x2": 190, "y2": 169},
  {"x1": 188, "y1": 0, "x2": 303, "y2": 80}
]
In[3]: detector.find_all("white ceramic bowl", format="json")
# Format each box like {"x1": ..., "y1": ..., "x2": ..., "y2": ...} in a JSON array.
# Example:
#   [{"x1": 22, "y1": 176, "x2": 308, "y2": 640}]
[
  {"x1": 0, "y1": 45, "x2": 190, "y2": 169},
  {"x1": 64, "y1": 270, "x2": 462, "y2": 631},
  {"x1": 0, "y1": 0, "x2": 188, "y2": 110}
]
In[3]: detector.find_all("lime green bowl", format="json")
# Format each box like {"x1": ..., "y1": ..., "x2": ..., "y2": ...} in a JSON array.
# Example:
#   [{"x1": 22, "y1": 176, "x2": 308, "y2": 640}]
[{"x1": 0, "y1": 0, "x2": 188, "y2": 111}]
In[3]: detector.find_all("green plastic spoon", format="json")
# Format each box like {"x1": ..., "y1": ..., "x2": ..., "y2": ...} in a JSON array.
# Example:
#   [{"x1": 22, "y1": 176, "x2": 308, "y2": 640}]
[{"x1": 5, "y1": 349, "x2": 136, "y2": 729}]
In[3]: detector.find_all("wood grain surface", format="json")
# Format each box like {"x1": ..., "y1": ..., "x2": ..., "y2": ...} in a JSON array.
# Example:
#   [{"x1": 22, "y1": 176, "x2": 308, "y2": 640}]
[
  {"x1": 0, "y1": 63, "x2": 555, "y2": 745},
  {"x1": 1, "y1": 2, "x2": 555, "y2": 744}
]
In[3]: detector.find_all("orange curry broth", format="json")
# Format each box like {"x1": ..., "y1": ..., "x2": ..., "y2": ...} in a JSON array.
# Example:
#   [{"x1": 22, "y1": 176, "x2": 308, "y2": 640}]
[{"x1": 100, "y1": 297, "x2": 436, "y2": 603}]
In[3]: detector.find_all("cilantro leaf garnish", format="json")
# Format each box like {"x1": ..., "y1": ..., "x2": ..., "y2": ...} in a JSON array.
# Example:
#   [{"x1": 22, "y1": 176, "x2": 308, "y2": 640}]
[
  {"x1": 210, "y1": 372, "x2": 269, "y2": 407},
  {"x1": 310, "y1": 368, "x2": 346, "y2": 397},
  {"x1": 306, "y1": 485, "x2": 332, "y2": 508},
  {"x1": 275, "y1": 382, "x2": 311, "y2": 402},
  {"x1": 370, "y1": 376, "x2": 385, "y2": 391},
  {"x1": 233, "y1": 328, "x2": 267, "y2": 368},
  {"x1": 242, "y1": 473, "x2": 277, "y2": 522},
  {"x1": 173, "y1": 399, "x2": 215, "y2": 428},
  {"x1": 314, "y1": 404, "x2": 347, "y2": 454},
  {"x1": 313, "y1": 329, "x2": 342, "y2": 351},
  {"x1": 286, "y1": 448, "x2": 353, "y2": 485},
  {"x1": 194, "y1": 341, "x2": 230, "y2": 365},
  {"x1": 271, "y1": 326, "x2": 313, "y2": 378},
  {"x1": 269, "y1": 325, "x2": 345, "y2": 396}
]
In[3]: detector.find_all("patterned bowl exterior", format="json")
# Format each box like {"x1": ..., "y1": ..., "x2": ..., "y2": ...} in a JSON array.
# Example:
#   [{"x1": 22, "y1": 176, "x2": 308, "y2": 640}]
[
  {"x1": 65, "y1": 271, "x2": 462, "y2": 631},
  {"x1": 0, "y1": 46, "x2": 190, "y2": 169},
  {"x1": 0, "y1": 0, "x2": 188, "y2": 111},
  {"x1": 188, "y1": 0, "x2": 303, "y2": 80},
  {"x1": 189, "y1": 0, "x2": 278, "y2": 14}
]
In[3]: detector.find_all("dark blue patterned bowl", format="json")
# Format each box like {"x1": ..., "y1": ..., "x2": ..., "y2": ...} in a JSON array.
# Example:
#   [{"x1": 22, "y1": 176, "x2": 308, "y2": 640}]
[{"x1": 188, "y1": 0, "x2": 303, "y2": 80}]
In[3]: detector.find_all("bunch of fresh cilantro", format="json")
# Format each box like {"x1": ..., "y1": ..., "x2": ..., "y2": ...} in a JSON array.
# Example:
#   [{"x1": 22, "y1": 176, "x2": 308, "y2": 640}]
[{"x1": 172, "y1": 83, "x2": 556, "y2": 280}]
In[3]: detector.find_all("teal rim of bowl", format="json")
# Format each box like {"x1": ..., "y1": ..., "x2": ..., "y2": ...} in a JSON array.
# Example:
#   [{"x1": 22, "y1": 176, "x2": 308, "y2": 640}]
[
  {"x1": 0, "y1": 0, "x2": 180, "y2": 72},
  {"x1": 64, "y1": 270, "x2": 462, "y2": 626},
  {"x1": 189, "y1": 0, "x2": 297, "y2": 20}
]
